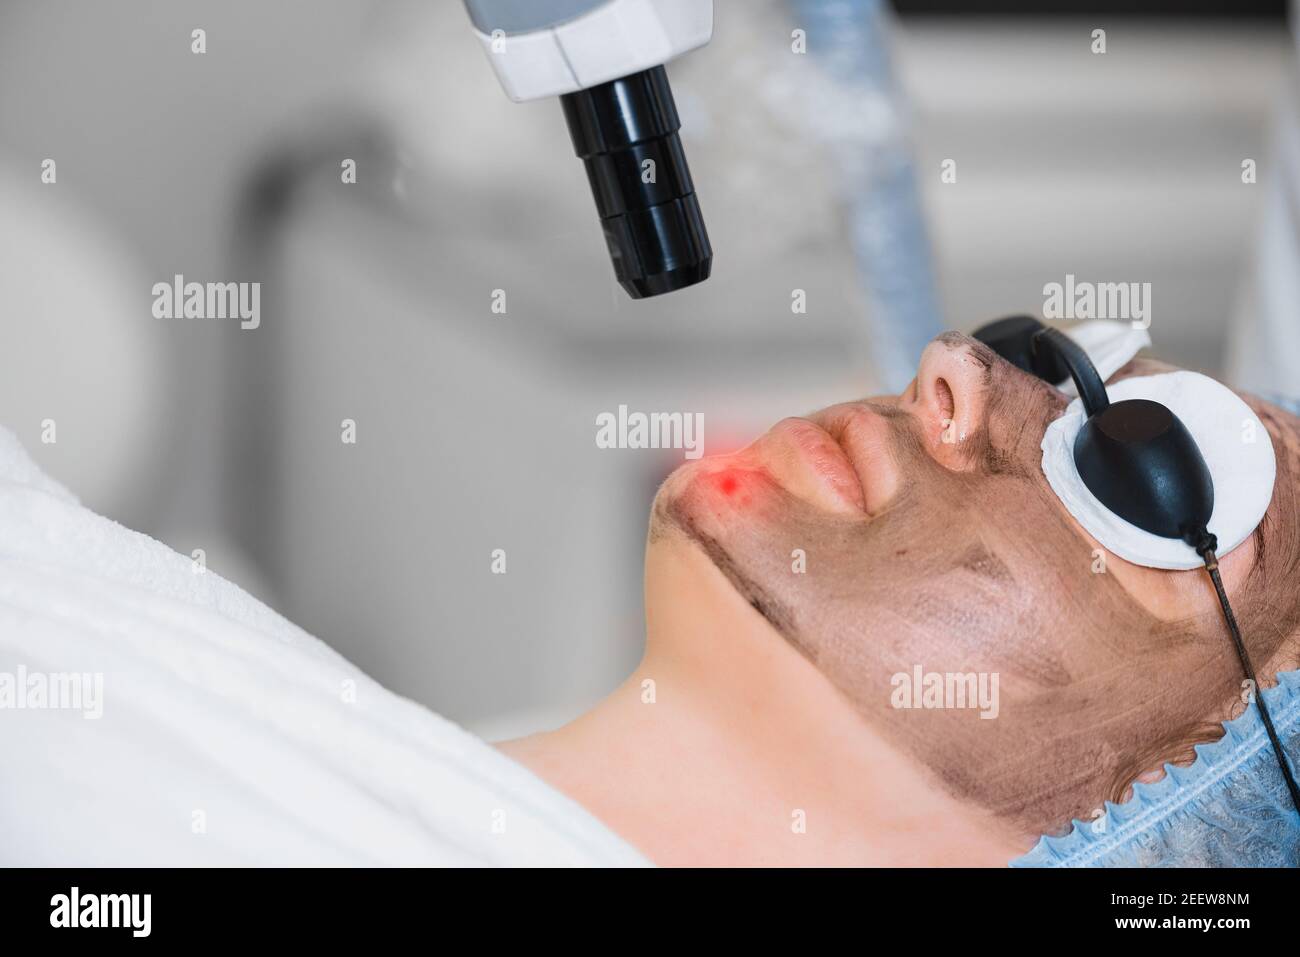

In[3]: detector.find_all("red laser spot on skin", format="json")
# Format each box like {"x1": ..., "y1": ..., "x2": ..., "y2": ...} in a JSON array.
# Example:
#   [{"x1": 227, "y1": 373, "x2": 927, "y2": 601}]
[{"x1": 711, "y1": 469, "x2": 756, "y2": 510}]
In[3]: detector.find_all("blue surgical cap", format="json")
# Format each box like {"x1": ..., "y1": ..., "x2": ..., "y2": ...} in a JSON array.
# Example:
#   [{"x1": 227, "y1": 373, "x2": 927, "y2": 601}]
[{"x1": 1012, "y1": 668, "x2": 1300, "y2": 867}]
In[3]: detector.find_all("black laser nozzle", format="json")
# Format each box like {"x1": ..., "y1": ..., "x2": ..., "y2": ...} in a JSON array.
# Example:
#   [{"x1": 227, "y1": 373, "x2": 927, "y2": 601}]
[{"x1": 560, "y1": 65, "x2": 712, "y2": 299}]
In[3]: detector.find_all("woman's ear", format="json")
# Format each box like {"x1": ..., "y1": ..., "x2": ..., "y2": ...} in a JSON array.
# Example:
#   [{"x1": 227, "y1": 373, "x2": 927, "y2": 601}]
[{"x1": 910, "y1": 337, "x2": 990, "y2": 470}]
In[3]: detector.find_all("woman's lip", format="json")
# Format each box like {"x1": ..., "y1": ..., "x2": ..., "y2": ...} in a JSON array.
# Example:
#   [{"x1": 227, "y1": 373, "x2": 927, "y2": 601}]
[
  {"x1": 813, "y1": 402, "x2": 898, "y2": 516},
  {"x1": 755, "y1": 416, "x2": 868, "y2": 515}
]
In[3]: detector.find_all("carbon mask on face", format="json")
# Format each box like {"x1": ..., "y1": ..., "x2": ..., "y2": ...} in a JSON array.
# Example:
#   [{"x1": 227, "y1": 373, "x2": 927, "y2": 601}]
[{"x1": 651, "y1": 343, "x2": 1300, "y2": 840}]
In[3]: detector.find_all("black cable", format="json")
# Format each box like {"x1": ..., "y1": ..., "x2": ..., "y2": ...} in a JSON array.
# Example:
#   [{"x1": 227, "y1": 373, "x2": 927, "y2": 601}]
[
  {"x1": 1193, "y1": 530, "x2": 1300, "y2": 817},
  {"x1": 1031, "y1": 327, "x2": 1111, "y2": 419}
]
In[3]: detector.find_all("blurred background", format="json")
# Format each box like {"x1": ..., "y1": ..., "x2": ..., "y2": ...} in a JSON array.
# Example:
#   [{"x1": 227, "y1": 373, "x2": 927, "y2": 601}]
[{"x1": 0, "y1": 0, "x2": 1293, "y2": 736}]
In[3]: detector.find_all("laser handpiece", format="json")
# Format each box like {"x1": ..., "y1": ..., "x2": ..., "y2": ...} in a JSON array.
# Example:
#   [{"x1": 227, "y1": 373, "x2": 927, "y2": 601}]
[{"x1": 463, "y1": 0, "x2": 714, "y2": 299}]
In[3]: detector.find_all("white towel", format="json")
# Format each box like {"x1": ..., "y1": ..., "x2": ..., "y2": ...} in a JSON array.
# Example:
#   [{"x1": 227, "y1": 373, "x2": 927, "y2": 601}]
[{"x1": 0, "y1": 427, "x2": 647, "y2": 866}]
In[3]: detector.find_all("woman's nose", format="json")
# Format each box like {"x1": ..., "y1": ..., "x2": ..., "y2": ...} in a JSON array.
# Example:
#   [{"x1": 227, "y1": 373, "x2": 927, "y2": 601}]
[{"x1": 908, "y1": 335, "x2": 991, "y2": 468}]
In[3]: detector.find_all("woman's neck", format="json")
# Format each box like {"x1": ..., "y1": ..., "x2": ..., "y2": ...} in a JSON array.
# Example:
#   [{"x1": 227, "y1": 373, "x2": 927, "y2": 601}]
[
  {"x1": 501, "y1": 666, "x2": 1022, "y2": 865},
  {"x1": 498, "y1": 540, "x2": 1029, "y2": 866}
]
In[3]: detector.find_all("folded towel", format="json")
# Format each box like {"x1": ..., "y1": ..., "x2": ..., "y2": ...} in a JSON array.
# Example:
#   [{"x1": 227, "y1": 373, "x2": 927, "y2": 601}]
[{"x1": 0, "y1": 427, "x2": 647, "y2": 866}]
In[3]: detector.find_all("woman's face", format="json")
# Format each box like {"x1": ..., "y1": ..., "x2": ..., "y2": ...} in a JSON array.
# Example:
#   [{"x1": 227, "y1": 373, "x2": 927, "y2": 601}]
[{"x1": 648, "y1": 333, "x2": 1300, "y2": 838}]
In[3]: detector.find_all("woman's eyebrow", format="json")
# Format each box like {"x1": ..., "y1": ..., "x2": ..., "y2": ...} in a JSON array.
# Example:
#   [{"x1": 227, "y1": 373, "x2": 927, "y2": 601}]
[
  {"x1": 1247, "y1": 524, "x2": 1266, "y2": 586},
  {"x1": 1244, "y1": 398, "x2": 1299, "y2": 588}
]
